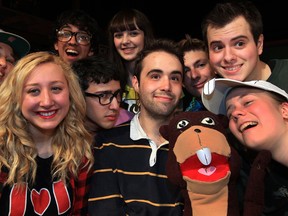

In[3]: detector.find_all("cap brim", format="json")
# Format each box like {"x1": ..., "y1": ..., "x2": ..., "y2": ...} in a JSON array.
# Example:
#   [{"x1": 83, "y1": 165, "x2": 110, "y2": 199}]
[
  {"x1": 202, "y1": 78, "x2": 288, "y2": 115},
  {"x1": 0, "y1": 31, "x2": 30, "y2": 59}
]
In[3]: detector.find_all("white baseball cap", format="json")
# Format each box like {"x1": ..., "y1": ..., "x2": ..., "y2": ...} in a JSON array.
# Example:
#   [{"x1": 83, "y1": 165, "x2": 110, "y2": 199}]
[
  {"x1": 0, "y1": 29, "x2": 30, "y2": 59},
  {"x1": 201, "y1": 78, "x2": 288, "y2": 115}
]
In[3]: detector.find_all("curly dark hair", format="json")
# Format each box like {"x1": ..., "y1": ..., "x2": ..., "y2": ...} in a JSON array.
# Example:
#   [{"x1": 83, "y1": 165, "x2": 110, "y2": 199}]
[{"x1": 51, "y1": 9, "x2": 103, "y2": 54}]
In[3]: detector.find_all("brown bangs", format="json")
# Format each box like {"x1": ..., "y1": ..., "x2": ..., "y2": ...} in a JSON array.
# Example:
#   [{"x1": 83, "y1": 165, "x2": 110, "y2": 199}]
[{"x1": 110, "y1": 17, "x2": 139, "y2": 33}]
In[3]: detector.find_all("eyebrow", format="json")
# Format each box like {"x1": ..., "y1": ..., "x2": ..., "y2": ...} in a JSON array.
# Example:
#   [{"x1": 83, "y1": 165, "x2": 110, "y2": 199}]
[
  {"x1": 93, "y1": 89, "x2": 121, "y2": 94},
  {"x1": 209, "y1": 35, "x2": 249, "y2": 47},
  {"x1": 226, "y1": 89, "x2": 250, "y2": 112},
  {"x1": 25, "y1": 80, "x2": 66, "y2": 87},
  {"x1": 171, "y1": 70, "x2": 183, "y2": 76},
  {"x1": 146, "y1": 69, "x2": 182, "y2": 76}
]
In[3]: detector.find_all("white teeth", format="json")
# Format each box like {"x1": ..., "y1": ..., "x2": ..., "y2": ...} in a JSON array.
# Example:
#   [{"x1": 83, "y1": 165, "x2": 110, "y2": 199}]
[
  {"x1": 239, "y1": 121, "x2": 257, "y2": 132},
  {"x1": 196, "y1": 147, "x2": 212, "y2": 165},
  {"x1": 225, "y1": 66, "x2": 239, "y2": 71},
  {"x1": 66, "y1": 49, "x2": 78, "y2": 54},
  {"x1": 39, "y1": 111, "x2": 55, "y2": 116}
]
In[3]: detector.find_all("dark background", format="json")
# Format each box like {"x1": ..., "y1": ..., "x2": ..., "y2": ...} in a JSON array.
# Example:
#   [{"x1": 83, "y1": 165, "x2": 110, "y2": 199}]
[{"x1": 0, "y1": 0, "x2": 288, "y2": 60}]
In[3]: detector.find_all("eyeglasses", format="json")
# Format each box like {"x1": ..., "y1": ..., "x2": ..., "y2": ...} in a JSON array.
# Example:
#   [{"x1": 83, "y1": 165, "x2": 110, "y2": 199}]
[
  {"x1": 84, "y1": 89, "x2": 122, "y2": 105},
  {"x1": 56, "y1": 29, "x2": 92, "y2": 45}
]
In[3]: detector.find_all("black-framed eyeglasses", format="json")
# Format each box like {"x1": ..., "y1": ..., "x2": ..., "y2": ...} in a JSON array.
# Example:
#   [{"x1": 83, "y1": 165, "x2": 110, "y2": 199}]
[
  {"x1": 56, "y1": 29, "x2": 92, "y2": 45},
  {"x1": 84, "y1": 89, "x2": 122, "y2": 105}
]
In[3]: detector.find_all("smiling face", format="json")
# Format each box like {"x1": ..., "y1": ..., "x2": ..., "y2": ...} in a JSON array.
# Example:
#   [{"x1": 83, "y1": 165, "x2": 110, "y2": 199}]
[
  {"x1": 226, "y1": 87, "x2": 288, "y2": 151},
  {"x1": 207, "y1": 16, "x2": 264, "y2": 81},
  {"x1": 183, "y1": 50, "x2": 214, "y2": 98},
  {"x1": 132, "y1": 51, "x2": 183, "y2": 117},
  {"x1": 21, "y1": 62, "x2": 70, "y2": 134},
  {"x1": 0, "y1": 42, "x2": 16, "y2": 83},
  {"x1": 113, "y1": 29, "x2": 145, "y2": 61},
  {"x1": 54, "y1": 24, "x2": 93, "y2": 64}
]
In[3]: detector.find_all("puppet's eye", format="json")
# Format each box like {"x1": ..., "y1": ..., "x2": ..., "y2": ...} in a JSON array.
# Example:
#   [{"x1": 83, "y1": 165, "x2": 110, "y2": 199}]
[
  {"x1": 201, "y1": 117, "x2": 215, "y2": 125},
  {"x1": 177, "y1": 120, "x2": 189, "y2": 129}
]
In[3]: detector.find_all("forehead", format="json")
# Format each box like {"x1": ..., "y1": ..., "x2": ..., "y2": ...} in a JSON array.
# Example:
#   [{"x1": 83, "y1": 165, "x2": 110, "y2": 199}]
[
  {"x1": 26, "y1": 62, "x2": 66, "y2": 84},
  {"x1": 226, "y1": 87, "x2": 265, "y2": 101},
  {"x1": 60, "y1": 24, "x2": 83, "y2": 32},
  {"x1": 207, "y1": 16, "x2": 252, "y2": 43},
  {"x1": 87, "y1": 80, "x2": 121, "y2": 91},
  {"x1": 184, "y1": 50, "x2": 208, "y2": 62},
  {"x1": 141, "y1": 51, "x2": 183, "y2": 74},
  {"x1": 0, "y1": 42, "x2": 14, "y2": 54}
]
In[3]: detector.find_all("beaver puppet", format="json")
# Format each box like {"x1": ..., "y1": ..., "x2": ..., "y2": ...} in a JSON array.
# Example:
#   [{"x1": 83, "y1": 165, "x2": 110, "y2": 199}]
[{"x1": 159, "y1": 111, "x2": 242, "y2": 216}]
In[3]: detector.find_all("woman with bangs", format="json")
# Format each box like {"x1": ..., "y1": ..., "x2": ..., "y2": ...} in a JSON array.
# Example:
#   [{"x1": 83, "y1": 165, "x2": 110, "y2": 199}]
[{"x1": 107, "y1": 8, "x2": 155, "y2": 115}]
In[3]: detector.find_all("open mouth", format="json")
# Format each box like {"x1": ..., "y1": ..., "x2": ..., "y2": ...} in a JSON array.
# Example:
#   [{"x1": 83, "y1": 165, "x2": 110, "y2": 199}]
[
  {"x1": 65, "y1": 49, "x2": 79, "y2": 56},
  {"x1": 240, "y1": 121, "x2": 257, "y2": 132},
  {"x1": 180, "y1": 153, "x2": 229, "y2": 182}
]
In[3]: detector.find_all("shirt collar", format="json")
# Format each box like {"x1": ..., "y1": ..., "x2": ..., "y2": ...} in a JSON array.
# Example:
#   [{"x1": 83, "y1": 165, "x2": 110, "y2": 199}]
[{"x1": 130, "y1": 113, "x2": 148, "y2": 141}]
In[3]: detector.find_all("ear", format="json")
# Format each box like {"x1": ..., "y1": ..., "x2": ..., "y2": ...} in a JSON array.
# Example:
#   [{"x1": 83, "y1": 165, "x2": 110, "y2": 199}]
[
  {"x1": 132, "y1": 75, "x2": 140, "y2": 93},
  {"x1": 257, "y1": 34, "x2": 264, "y2": 55},
  {"x1": 54, "y1": 43, "x2": 59, "y2": 51},
  {"x1": 88, "y1": 50, "x2": 94, "y2": 56},
  {"x1": 281, "y1": 102, "x2": 288, "y2": 119}
]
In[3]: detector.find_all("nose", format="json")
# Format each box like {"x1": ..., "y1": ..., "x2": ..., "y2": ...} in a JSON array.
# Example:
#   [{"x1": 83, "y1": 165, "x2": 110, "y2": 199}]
[
  {"x1": 160, "y1": 76, "x2": 171, "y2": 91},
  {"x1": 122, "y1": 33, "x2": 130, "y2": 44},
  {"x1": 223, "y1": 47, "x2": 236, "y2": 63},
  {"x1": 39, "y1": 90, "x2": 54, "y2": 107},
  {"x1": 190, "y1": 67, "x2": 200, "y2": 79},
  {"x1": 230, "y1": 107, "x2": 246, "y2": 121},
  {"x1": 0, "y1": 57, "x2": 7, "y2": 68},
  {"x1": 68, "y1": 34, "x2": 77, "y2": 44},
  {"x1": 109, "y1": 97, "x2": 120, "y2": 109}
]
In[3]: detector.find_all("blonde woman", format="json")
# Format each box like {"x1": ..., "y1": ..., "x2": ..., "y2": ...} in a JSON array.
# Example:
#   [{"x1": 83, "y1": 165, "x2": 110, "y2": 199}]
[{"x1": 0, "y1": 51, "x2": 94, "y2": 216}]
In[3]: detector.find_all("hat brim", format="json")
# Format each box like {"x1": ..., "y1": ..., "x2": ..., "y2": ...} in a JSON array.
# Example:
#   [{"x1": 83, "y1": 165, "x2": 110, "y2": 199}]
[
  {"x1": 202, "y1": 78, "x2": 288, "y2": 115},
  {"x1": 0, "y1": 31, "x2": 30, "y2": 59}
]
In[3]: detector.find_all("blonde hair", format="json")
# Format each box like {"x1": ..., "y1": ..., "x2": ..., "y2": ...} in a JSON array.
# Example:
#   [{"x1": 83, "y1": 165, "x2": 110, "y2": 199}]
[{"x1": 0, "y1": 51, "x2": 94, "y2": 186}]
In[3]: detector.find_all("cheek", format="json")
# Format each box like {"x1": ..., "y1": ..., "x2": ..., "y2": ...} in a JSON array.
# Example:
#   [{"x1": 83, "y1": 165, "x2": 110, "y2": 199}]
[
  {"x1": 86, "y1": 107, "x2": 98, "y2": 119},
  {"x1": 21, "y1": 97, "x2": 35, "y2": 118},
  {"x1": 80, "y1": 45, "x2": 92, "y2": 54},
  {"x1": 229, "y1": 121, "x2": 239, "y2": 136},
  {"x1": 208, "y1": 52, "x2": 221, "y2": 64},
  {"x1": 183, "y1": 76, "x2": 191, "y2": 87},
  {"x1": 58, "y1": 93, "x2": 70, "y2": 112},
  {"x1": 184, "y1": 72, "x2": 192, "y2": 80},
  {"x1": 7, "y1": 64, "x2": 14, "y2": 72},
  {"x1": 86, "y1": 100, "x2": 103, "y2": 114},
  {"x1": 202, "y1": 67, "x2": 214, "y2": 78},
  {"x1": 173, "y1": 84, "x2": 184, "y2": 98},
  {"x1": 136, "y1": 37, "x2": 145, "y2": 49},
  {"x1": 113, "y1": 38, "x2": 121, "y2": 48}
]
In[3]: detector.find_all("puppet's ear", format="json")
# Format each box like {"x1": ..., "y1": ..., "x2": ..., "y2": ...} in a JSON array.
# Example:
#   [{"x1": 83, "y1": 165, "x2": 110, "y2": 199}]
[
  {"x1": 159, "y1": 125, "x2": 169, "y2": 140},
  {"x1": 217, "y1": 114, "x2": 229, "y2": 129}
]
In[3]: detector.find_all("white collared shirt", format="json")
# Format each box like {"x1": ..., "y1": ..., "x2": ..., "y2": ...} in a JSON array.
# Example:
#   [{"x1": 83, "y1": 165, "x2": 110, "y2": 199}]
[{"x1": 130, "y1": 113, "x2": 168, "y2": 167}]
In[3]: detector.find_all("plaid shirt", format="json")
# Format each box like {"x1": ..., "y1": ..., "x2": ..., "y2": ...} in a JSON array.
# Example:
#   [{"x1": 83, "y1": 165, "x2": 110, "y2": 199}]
[{"x1": 70, "y1": 159, "x2": 92, "y2": 216}]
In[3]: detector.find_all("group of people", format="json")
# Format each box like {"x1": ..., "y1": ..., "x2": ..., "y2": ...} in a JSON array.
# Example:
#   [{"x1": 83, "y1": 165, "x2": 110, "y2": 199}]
[{"x1": 0, "y1": 1, "x2": 288, "y2": 215}]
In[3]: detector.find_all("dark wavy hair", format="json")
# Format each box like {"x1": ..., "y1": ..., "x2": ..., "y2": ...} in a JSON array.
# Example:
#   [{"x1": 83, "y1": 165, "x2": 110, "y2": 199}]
[
  {"x1": 107, "y1": 8, "x2": 155, "y2": 89},
  {"x1": 51, "y1": 9, "x2": 103, "y2": 54}
]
